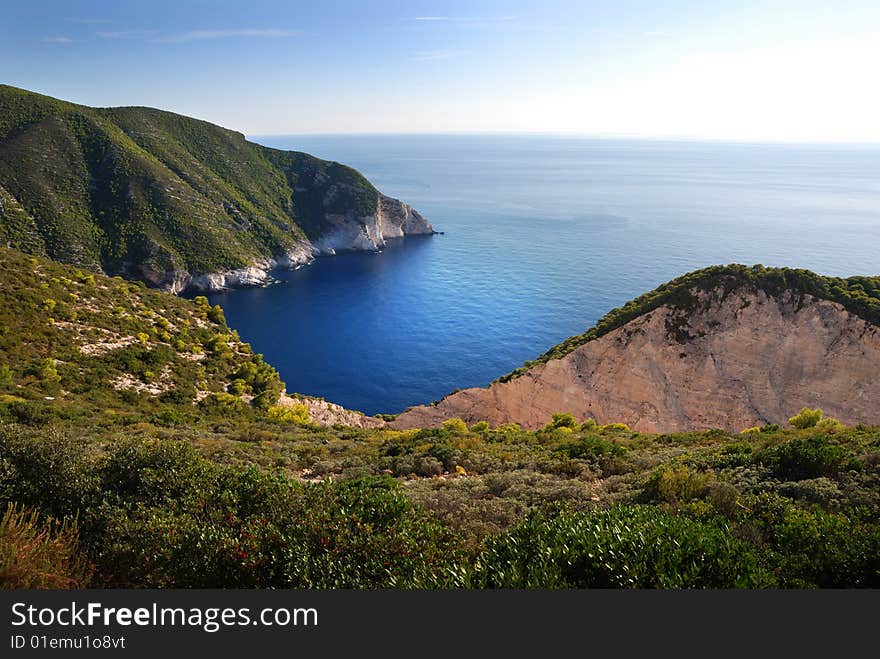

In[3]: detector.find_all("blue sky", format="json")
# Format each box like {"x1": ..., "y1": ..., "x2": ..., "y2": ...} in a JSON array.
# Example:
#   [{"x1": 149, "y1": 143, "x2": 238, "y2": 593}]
[{"x1": 2, "y1": 0, "x2": 879, "y2": 141}]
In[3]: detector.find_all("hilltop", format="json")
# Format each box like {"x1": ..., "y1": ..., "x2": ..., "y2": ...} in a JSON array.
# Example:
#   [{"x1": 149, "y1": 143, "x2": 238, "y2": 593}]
[
  {"x1": 0, "y1": 85, "x2": 433, "y2": 292},
  {"x1": 393, "y1": 265, "x2": 880, "y2": 431}
]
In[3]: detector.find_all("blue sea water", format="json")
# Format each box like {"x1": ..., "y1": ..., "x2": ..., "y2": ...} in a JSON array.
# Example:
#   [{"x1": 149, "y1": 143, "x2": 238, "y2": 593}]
[{"x1": 208, "y1": 135, "x2": 880, "y2": 415}]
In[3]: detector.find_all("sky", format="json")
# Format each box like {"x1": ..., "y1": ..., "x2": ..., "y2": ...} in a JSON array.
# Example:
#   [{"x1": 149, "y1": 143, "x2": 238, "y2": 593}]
[{"x1": 2, "y1": 0, "x2": 879, "y2": 142}]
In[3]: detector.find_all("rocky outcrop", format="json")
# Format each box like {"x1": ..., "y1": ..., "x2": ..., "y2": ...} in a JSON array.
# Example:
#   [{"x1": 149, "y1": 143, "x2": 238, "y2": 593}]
[
  {"x1": 277, "y1": 393, "x2": 386, "y2": 429},
  {"x1": 155, "y1": 193, "x2": 434, "y2": 293},
  {"x1": 392, "y1": 287, "x2": 880, "y2": 433},
  {"x1": 310, "y1": 193, "x2": 435, "y2": 256}
]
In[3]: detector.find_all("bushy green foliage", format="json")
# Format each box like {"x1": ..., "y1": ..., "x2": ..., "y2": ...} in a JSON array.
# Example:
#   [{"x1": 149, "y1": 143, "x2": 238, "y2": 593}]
[
  {"x1": 742, "y1": 493, "x2": 880, "y2": 587},
  {"x1": 555, "y1": 435, "x2": 627, "y2": 460},
  {"x1": 642, "y1": 465, "x2": 710, "y2": 503},
  {"x1": 543, "y1": 412, "x2": 579, "y2": 431},
  {"x1": 0, "y1": 248, "x2": 280, "y2": 424},
  {"x1": 756, "y1": 435, "x2": 857, "y2": 480},
  {"x1": 440, "y1": 418, "x2": 468, "y2": 433},
  {"x1": 789, "y1": 407, "x2": 824, "y2": 429},
  {"x1": 1, "y1": 429, "x2": 455, "y2": 588},
  {"x1": 268, "y1": 403, "x2": 311, "y2": 425},
  {"x1": 465, "y1": 506, "x2": 770, "y2": 588},
  {"x1": 1, "y1": 419, "x2": 879, "y2": 588}
]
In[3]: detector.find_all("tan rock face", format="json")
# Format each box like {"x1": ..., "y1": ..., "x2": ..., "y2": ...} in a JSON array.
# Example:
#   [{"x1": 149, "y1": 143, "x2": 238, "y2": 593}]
[
  {"x1": 277, "y1": 393, "x2": 386, "y2": 429},
  {"x1": 392, "y1": 288, "x2": 880, "y2": 432}
]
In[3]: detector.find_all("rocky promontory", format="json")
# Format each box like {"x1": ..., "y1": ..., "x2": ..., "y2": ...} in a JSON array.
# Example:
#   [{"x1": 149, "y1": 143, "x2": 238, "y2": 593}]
[{"x1": 392, "y1": 266, "x2": 880, "y2": 433}]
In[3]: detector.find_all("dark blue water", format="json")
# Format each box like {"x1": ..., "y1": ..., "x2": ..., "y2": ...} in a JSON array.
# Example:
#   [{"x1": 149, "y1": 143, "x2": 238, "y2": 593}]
[{"x1": 209, "y1": 135, "x2": 880, "y2": 415}]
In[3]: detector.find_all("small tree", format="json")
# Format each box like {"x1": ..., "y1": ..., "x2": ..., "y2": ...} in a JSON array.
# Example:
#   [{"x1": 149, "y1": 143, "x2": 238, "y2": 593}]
[
  {"x1": 267, "y1": 403, "x2": 310, "y2": 425},
  {"x1": 789, "y1": 407, "x2": 823, "y2": 429},
  {"x1": 0, "y1": 364, "x2": 12, "y2": 388},
  {"x1": 543, "y1": 412, "x2": 578, "y2": 432},
  {"x1": 440, "y1": 418, "x2": 468, "y2": 433},
  {"x1": 39, "y1": 358, "x2": 61, "y2": 393},
  {"x1": 207, "y1": 304, "x2": 226, "y2": 326}
]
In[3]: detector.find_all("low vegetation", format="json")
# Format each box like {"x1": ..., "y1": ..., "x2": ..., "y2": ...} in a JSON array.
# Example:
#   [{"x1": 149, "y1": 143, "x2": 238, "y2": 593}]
[
  {"x1": 2, "y1": 412, "x2": 877, "y2": 588},
  {"x1": 1, "y1": 248, "x2": 878, "y2": 588}
]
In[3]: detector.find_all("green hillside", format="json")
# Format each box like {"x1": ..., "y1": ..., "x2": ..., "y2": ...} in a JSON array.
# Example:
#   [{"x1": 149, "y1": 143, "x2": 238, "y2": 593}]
[
  {"x1": 0, "y1": 85, "x2": 379, "y2": 278},
  {"x1": 497, "y1": 264, "x2": 880, "y2": 382},
  {"x1": 0, "y1": 247, "x2": 284, "y2": 427},
  {"x1": 0, "y1": 247, "x2": 878, "y2": 589}
]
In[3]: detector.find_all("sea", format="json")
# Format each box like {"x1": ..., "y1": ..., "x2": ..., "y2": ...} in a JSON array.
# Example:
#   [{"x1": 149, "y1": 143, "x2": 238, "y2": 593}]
[{"x1": 206, "y1": 135, "x2": 880, "y2": 415}]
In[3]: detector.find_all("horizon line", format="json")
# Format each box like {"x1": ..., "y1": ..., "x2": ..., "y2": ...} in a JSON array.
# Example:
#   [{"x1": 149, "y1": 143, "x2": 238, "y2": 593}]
[{"x1": 246, "y1": 130, "x2": 880, "y2": 148}]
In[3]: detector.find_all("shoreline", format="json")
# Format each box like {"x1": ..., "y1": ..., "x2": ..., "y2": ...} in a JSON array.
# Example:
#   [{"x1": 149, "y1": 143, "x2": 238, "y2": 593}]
[{"x1": 179, "y1": 231, "x2": 440, "y2": 296}]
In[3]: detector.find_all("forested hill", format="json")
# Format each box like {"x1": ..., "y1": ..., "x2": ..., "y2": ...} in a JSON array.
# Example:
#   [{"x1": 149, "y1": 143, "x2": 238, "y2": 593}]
[{"x1": 0, "y1": 85, "x2": 432, "y2": 292}]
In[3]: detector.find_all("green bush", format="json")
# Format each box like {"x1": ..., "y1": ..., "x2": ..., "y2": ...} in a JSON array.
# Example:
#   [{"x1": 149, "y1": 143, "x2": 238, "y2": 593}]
[
  {"x1": 756, "y1": 436, "x2": 857, "y2": 480},
  {"x1": 543, "y1": 413, "x2": 579, "y2": 431},
  {"x1": 267, "y1": 403, "x2": 310, "y2": 425},
  {"x1": 789, "y1": 407, "x2": 823, "y2": 429},
  {"x1": 0, "y1": 365, "x2": 12, "y2": 388},
  {"x1": 555, "y1": 435, "x2": 627, "y2": 460},
  {"x1": 440, "y1": 418, "x2": 468, "y2": 434},
  {"x1": 643, "y1": 465, "x2": 710, "y2": 503},
  {"x1": 466, "y1": 506, "x2": 770, "y2": 588},
  {"x1": 745, "y1": 493, "x2": 880, "y2": 587}
]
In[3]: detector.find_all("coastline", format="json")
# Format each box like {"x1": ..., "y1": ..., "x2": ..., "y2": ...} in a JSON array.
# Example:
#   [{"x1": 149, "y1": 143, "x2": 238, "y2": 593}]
[{"x1": 177, "y1": 230, "x2": 439, "y2": 295}]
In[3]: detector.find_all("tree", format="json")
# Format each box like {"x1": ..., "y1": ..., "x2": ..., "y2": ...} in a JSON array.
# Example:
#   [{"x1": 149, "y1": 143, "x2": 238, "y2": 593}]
[{"x1": 789, "y1": 407, "x2": 823, "y2": 429}]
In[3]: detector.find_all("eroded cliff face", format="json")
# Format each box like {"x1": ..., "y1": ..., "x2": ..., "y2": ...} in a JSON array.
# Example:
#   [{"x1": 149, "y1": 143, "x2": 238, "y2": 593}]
[
  {"x1": 310, "y1": 193, "x2": 434, "y2": 256},
  {"x1": 392, "y1": 287, "x2": 880, "y2": 432}
]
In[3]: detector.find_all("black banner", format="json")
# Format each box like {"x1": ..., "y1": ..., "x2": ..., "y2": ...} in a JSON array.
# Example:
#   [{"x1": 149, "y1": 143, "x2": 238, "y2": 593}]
[{"x1": 1, "y1": 590, "x2": 877, "y2": 656}]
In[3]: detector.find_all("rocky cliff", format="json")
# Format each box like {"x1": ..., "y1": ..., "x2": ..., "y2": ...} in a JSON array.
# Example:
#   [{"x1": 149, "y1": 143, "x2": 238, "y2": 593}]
[
  {"x1": 392, "y1": 266, "x2": 880, "y2": 432},
  {"x1": 0, "y1": 85, "x2": 434, "y2": 294}
]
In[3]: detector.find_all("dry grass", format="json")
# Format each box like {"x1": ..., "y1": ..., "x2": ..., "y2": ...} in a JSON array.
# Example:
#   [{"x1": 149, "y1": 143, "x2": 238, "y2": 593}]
[{"x1": 0, "y1": 502, "x2": 90, "y2": 589}]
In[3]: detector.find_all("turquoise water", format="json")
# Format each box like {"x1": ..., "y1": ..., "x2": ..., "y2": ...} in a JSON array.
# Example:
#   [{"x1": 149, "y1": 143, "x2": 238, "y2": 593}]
[{"x1": 208, "y1": 135, "x2": 880, "y2": 415}]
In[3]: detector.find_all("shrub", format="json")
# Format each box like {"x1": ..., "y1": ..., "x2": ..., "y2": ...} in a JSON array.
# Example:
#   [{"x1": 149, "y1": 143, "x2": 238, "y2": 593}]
[
  {"x1": 756, "y1": 436, "x2": 856, "y2": 480},
  {"x1": 643, "y1": 465, "x2": 710, "y2": 503},
  {"x1": 4, "y1": 400, "x2": 55, "y2": 426},
  {"x1": 267, "y1": 403, "x2": 311, "y2": 425},
  {"x1": 0, "y1": 503, "x2": 90, "y2": 589},
  {"x1": 466, "y1": 506, "x2": 770, "y2": 588},
  {"x1": 470, "y1": 421, "x2": 490, "y2": 433},
  {"x1": 600, "y1": 423, "x2": 631, "y2": 433},
  {"x1": 580, "y1": 418, "x2": 598, "y2": 431},
  {"x1": 440, "y1": 418, "x2": 468, "y2": 434},
  {"x1": 39, "y1": 358, "x2": 61, "y2": 393},
  {"x1": 207, "y1": 304, "x2": 226, "y2": 326},
  {"x1": 0, "y1": 426, "x2": 99, "y2": 517},
  {"x1": 816, "y1": 417, "x2": 845, "y2": 433},
  {"x1": 543, "y1": 413, "x2": 578, "y2": 431},
  {"x1": 746, "y1": 493, "x2": 880, "y2": 587},
  {"x1": 198, "y1": 393, "x2": 245, "y2": 417},
  {"x1": 789, "y1": 407, "x2": 823, "y2": 429},
  {"x1": 556, "y1": 436, "x2": 627, "y2": 460},
  {"x1": 741, "y1": 426, "x2": 761, "y2": 434},
  {"x1": 0, "y1": 365, "x2": 12, "y2": 388}
]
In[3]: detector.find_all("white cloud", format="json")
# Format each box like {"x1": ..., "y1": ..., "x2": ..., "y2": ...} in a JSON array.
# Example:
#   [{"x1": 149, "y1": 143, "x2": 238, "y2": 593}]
[
  {"x1": 163, "y1": 28, "x2": 300, "y2": 42},
  {"x1": 43, "y1": 37, "x2": 73, "y2": 44},
  {"x1": 414, "y1": 17, "x2": 449, "y2": 21},
  {"x1": 96, "y1": 30, "x2": 156, "y2": 39}
]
